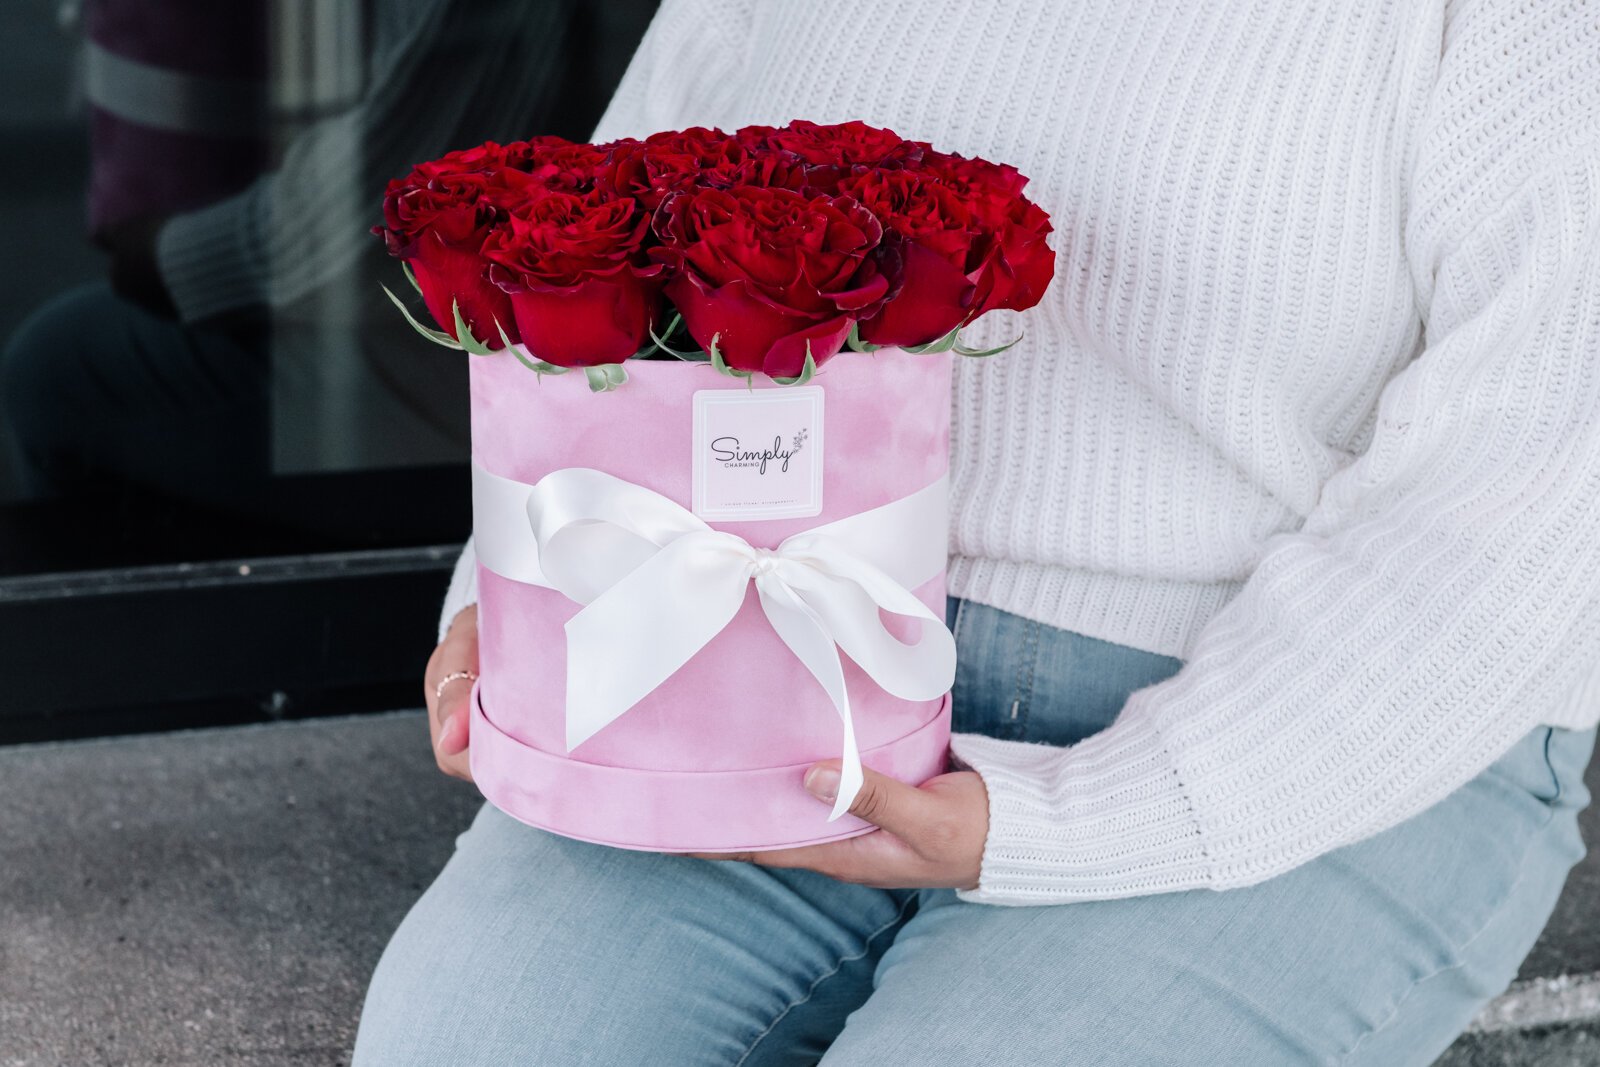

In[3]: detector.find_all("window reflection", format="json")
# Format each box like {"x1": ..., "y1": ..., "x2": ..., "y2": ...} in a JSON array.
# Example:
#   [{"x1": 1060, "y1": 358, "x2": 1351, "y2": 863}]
[{"x1": 0, "y1": 0, "x2": 658, "y2": 573}]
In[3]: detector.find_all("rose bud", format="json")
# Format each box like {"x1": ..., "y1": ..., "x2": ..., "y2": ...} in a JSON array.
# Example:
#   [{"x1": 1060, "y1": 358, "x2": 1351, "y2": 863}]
[
  {"x1": 652, "y1": 186, "x2": 889, "y2": 378},
  {"x1": 481, "y1": 191, "x2": 663, "y2": 367}
]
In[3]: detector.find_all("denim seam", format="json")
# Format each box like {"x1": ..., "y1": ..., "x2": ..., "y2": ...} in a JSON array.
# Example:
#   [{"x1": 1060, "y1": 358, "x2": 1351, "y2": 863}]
[
  {"x1": 950, "y1": 597, "x2": 969, "y2": 648},
  {"x1": 1542, "y1": 728, "x2": 1563, "y2": 805},
  {"x1": 1331, "y1": 802, "x2": 1558, "y2": 1065},
  {"x1": 734, "y1": 892, "x2": 919, "y2": 1066},
  {"x1": 1012, "y1": 619, "x2": 1040, "y2": 738},
  {"x1": 948, "y1": 599, "x2": 969, "y2": 733}
]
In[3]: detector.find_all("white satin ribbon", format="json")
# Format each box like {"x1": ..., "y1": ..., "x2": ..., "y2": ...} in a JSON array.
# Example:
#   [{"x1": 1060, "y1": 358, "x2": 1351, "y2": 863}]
[{"x1": 472, "y1": 461, "x2": 956, "y2": 820}]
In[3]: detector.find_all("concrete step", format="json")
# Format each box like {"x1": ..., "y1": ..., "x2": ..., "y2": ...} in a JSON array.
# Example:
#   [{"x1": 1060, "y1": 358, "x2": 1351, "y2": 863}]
[{"x1": 1, "y1": 713, "x2": 1595, "y2": 1066}]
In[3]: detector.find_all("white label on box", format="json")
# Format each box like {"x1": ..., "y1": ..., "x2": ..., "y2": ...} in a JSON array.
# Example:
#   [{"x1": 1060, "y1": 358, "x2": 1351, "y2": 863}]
[{"x1": 692, "y1": 387, "x2": 824, "y2": 521}]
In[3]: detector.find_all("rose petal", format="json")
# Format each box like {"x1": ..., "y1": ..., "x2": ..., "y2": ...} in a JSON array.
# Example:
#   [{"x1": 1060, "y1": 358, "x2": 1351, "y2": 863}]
[
  {"x1": 666, "y1": 271, "x2": 847, "y2": 376},
  {"x1": 410, "y1": 233, "x2": 516, "y2": 349},
  {"x1": 858, "y1": 240, "x2": 976, "y2": 348},
  {"x1": 508, "y1": 272, "x2": 662, "y2": 367}
]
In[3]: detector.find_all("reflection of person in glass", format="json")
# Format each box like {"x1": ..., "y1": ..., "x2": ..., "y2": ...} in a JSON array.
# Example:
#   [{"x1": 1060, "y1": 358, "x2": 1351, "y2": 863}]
[
  {"x1": 359, "y1": 2, "x2": 1600, "y2": 1065},
  {"x1": 0, "y1": 0, "x2": 653, "y2": 506}
]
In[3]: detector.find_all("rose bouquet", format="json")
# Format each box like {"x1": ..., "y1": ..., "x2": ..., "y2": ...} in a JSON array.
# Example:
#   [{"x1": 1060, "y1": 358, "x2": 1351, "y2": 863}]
[
  {"x1": 379, "y1": 121, "x2": 1054, "y2": 851},
  {"x1": 377, "y1": 120, "x2": 1054, "y2": 389}
]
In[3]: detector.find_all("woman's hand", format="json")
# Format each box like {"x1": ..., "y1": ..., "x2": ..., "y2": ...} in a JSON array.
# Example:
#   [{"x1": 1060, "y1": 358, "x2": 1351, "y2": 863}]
[
  {"x1": 691, "y1": 761, "x2": 990, "y2": 891},
  {"x1": 423, "y1": 605, "x2": 479, "y2": 781}
]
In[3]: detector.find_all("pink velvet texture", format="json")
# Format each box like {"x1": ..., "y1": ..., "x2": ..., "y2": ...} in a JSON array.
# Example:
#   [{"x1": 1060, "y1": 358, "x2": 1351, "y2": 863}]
[{"x1": 469, "y1": 352, "x2": 953, "y2": 851}]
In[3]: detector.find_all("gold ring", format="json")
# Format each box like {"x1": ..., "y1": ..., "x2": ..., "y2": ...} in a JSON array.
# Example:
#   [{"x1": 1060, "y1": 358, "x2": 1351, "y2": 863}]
[{"x1": 434, "y1": 669, "x2": 479, "y2": 702}]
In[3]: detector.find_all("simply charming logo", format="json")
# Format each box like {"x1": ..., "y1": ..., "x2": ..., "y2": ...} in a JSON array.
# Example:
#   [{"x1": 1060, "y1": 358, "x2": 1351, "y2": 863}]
[
  {"x1": 692, "y1": 386, "x2": 823, "y2": 521},
  {"x1": 709, "y1": 427, "x2": 809, "y2": 475}
]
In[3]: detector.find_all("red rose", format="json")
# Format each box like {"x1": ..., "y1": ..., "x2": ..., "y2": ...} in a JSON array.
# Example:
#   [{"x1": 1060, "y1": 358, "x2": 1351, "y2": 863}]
[
  {"x1": 481, "y1": 192, "x2": 662, "y2": 367},
  {"x1": 921, "y1": 151, "x2": 1029, "y2": 199},
  {"x1": 375, "y1": 143, "x2": 517, "y2": 348},
  {"x1": 838, "y1": 169, "x2": 984, "y2": 347},
  {"x1": 979, "y1": 196, "x2": 1055, "y2": 316},
  {"x1": 378, "y1": 141, "x2": 520, "y2": 253},
  {"x1": 603, "y1": 129, "x2": 807, "y2": 211},
  {"x1": 760, "y1": 120, "x2": 920, "y2": 167},
  {"x1": 921, "y1": 152, "x2": 1055, "y2": 317},
  {"x1": 606, "y1": 128, "x2": 732, "y2": 209},
  {"x1": 508, "y1": 137, "x2": 616, "y2": 195},
  {"x1": 652, "y1": 186, "x2": 888, "y2": 377},
  {"x1": 837, "y1": 154, "x2": 1055, "y2": 345},
  {"x1": 500, "y1": 134, "x2": 574, "y2": 168},
  {"x1": 754, "y1": 120, "x2": 925, "y2": 194}
]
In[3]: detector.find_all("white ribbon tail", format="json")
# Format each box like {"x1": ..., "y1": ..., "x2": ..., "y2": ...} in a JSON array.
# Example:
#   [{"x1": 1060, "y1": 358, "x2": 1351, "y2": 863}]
[
  {"x1": 775, "y1": 542, "x2": 956, "y2": 704},
  {"x1": 755, "y1": 573, "x2": 863, "y2": 821}
]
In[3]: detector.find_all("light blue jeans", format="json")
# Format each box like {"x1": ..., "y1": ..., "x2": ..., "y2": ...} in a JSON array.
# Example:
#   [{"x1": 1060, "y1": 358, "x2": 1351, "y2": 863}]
[{"x1": 354, "y1": 598, "x2": 1595, "y2": 1065}]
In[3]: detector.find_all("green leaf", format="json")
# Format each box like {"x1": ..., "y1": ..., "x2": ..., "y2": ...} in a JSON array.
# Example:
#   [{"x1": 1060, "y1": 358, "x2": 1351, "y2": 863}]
[
  {"x1": 769, "y1": 342, "x2": 818, "y2": 386},
  {"x1": 903, "y1": 326, "x2": 961, "y2": 355},
  {"x1": 382, "y1": 284, "x2": 463, "y2": 350},
  {"x1": 400, "y1": 261, "x2": 423, "y2": 297},
  {"x1": 452, "y1": 301, "x2": 495, "y2": 356},
  {"x1": 845, "y1": 321, "x2": 881, "y2": 354},
  {"x1": 952, "y1": 332, "x2": 1022, "y2": 358},
  {"x1": 496, "y1": 319, "x2": 568, "y2": 376},
  {"x1": 648, "y1": 314, "x2": 709, "y2": 361},
  {"x1": 584, "y1": 364, "x2": 629, "y2": 392},
  {"x1": 708, "y1": 334, "x2": 753, "y2": 381}
]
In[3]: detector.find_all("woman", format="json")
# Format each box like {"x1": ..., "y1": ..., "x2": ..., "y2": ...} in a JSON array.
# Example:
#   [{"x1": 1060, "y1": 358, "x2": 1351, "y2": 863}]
[{"x1": 355, "y1": 1, "x2": 1600, "y2": 1062}]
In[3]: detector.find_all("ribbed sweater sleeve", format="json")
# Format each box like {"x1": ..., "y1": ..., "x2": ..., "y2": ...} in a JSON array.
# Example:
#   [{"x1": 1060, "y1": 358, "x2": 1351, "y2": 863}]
[
  {"x1": 436, "y1": 0, "x2": 753, "y2": 639},
  {"x1": 155, "y1": 0, "x2": 575, "y2": 323},
  {"x1": 952, "y1": 5, "x2": 1600, "y2": 904}
]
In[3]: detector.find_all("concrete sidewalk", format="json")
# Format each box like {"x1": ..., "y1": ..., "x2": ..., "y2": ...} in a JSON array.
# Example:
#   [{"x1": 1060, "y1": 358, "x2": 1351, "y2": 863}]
[
  {"x1": 1, "y1": 713, "x2": 480, "y2": 1066},
  {"x1": 1, "y1": 713, "x2": 1595, "y2": 1066}
]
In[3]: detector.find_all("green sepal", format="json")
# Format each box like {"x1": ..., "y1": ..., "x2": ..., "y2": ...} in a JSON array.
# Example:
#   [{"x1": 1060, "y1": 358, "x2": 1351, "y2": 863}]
[
  {"x1": 769, "y1": 343, "x2": 818, "y2": 386},
  {"x1": 382, "y1": 284, "x2": 462, "y2": 350},
  {"x1": 452, "y1": 301, "x2": 495, "y2": 356},
  {"x1": 401, "y1": 261, "x2": 424, "y2": 297},
  {"x1": 584, "y1": 364, "x2": 629, "y2": 392},
  {"x1": 953, "y1": 332, "x2": 1022, "y2": 358},
  {"x1": 510, "y1": 348, "x2": 571, "y2": 376},
  {"x1": 648, "y1": 314, "x2": 709, "y2": 362},
  {"x1": 902, "y1": 326, "x2": 961, "y2": 355},
  {"x1": 708, "y1": 334, "x2": 754, "y2": 381},
  {"x1": 496, "y1": 319, "x2": 568, "y2": 377},
  {"x1": 845, "y1": 321, "x2": 881, "y2": 354}
]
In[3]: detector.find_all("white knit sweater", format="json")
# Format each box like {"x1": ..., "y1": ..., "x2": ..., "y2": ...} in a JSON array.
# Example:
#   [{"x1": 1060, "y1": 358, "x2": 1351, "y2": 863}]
[{"x1": 440, "y1": 0, "x2": 1600, "y2": 904}]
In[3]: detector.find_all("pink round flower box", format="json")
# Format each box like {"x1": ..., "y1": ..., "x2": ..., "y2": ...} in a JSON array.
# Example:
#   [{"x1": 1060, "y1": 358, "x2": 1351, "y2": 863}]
[{"x1": 467, "y1": 350, "x2": 954, "y2": 852}]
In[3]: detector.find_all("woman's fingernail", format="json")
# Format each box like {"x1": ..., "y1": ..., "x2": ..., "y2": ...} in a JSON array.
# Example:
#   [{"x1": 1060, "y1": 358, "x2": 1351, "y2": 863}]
[
  {"x1": 438, "y1": 712, "x2": 455, "y2": 740},
  {"x1": 804, "y1": 766, "x2": 840, "y2": 802}
]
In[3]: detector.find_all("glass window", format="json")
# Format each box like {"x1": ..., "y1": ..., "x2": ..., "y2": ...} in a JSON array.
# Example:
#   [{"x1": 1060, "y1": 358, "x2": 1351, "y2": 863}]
[
  {"x1": 0, "y1": 0, "x2": 658, "y2": 577},
  {"x1": 0, "y1": 1, "x2": 658, "y2": 738}
]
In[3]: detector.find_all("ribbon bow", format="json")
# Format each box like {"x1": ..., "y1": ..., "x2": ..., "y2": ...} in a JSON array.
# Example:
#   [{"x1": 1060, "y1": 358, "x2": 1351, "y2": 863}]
[{"x1": 472, "y1": 463, "x2": 957, "y2": 820}]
